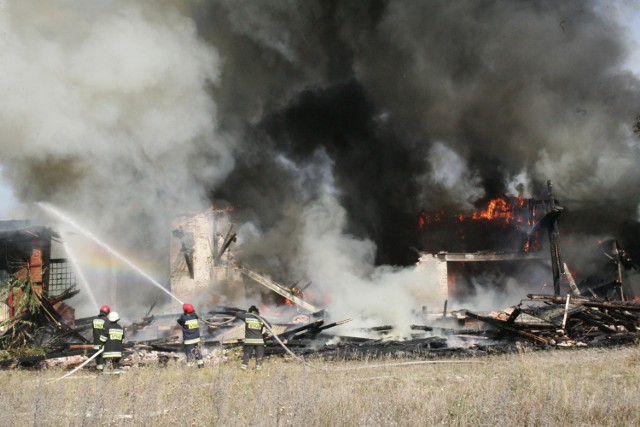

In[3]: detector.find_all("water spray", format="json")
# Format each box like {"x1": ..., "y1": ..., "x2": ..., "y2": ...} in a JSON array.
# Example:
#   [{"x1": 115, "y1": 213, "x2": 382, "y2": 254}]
[
  {"x1": 38, "y1": 202, "x2": 184, "y2": 306},
  {"x1": 59, "y1": 229, "x2": 99, "y2": 311}
]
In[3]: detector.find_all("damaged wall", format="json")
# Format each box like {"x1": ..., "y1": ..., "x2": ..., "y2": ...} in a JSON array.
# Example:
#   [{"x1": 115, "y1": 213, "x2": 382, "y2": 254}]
[
  {"x1": 169, "y1": 211, "x2": 244, "y2": 307},
  {"x1": 413, "y1": 254, "x2": 448, "y2": 315}
]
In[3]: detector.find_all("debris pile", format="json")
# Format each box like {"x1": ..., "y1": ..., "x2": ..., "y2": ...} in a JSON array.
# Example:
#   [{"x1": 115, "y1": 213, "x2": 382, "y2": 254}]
[
  {"x1": 0, "y1": 278, "x2": 87, "y2": 352},
  {"x1": 5, "y1": 289, "x2": 640, "y2": 369},
  {"x1": 467, "y1": 294, "x2": 640, "y2": 348}
]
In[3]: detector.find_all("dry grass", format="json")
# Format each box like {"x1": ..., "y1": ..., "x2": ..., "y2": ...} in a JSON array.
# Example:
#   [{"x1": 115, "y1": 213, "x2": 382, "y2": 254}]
[{"x1": 1, "y1": 345, "x2": 640, "y2": 426}]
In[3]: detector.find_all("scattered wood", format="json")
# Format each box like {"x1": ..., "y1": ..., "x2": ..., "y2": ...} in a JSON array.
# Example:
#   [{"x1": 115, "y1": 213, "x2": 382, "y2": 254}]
[
  {"x1": 5, "y1": 281, "x2": 640, "y2": 370},
  {"x1": 465, "y1": 310, "x2": 550, "y2": 345},
  {"x1": 0, "y1": 285, "x2": 88, "y2": 351}
]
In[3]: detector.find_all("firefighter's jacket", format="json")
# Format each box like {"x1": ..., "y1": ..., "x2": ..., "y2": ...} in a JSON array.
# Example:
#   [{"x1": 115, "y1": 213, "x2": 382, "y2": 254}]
[
  {"x1": 92, "y1": 313, "x2": 108, "y2": 350},
  {"x1": 236, "y1": 312, "x2": 271, "y2": 345},
  {"x1": 99, "y1": 321, "x2": 125, "y2": 359},
  {"x1": 177, "y1": 313, "x2": 201, "y2": 345}
]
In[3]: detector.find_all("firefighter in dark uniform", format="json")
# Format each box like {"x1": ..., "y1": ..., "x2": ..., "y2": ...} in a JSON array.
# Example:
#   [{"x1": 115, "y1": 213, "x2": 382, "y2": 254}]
[
  {"x1": 236, "y1": 305, "x2": 271, "y2": 370},
  {"x1": 99, "y1": 311, "x2": 125, "y2": 374},
  {"x1": 177, "y1": 303, "x2": 204, "y2": 368},
  {"x1": 92, "y1": 305, "x2": 110, "y2": 371}
]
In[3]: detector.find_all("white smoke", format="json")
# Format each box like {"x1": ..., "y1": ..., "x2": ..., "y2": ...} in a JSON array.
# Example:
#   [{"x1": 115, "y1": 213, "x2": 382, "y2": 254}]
[
  {"x1": 0, "y1": 1, "x2": 227, "y2": 255},
  {"x1": 505, "y1": 170, "x2": 532, "y2": 198},
  {"x1": 291, "y1": 150, "x2": 438, "y2": 334},
  {"x1": 424, "y1": 142, "x2": 485, "y2": 210}
]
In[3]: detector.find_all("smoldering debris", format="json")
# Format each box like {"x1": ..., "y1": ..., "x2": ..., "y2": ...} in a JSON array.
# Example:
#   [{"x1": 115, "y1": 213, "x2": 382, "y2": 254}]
[
  {"x1": 5, "y1": 277, "x2": 640, "y2": 370},
  {"x1": 6, "y1": 287, "x2": 640, "y2": 370}
]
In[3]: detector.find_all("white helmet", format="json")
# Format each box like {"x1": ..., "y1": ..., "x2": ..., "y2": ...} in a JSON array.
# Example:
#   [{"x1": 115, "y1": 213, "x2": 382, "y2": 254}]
[{"x1": 107, "y1": 312, "x2": 120, "y2": 322}]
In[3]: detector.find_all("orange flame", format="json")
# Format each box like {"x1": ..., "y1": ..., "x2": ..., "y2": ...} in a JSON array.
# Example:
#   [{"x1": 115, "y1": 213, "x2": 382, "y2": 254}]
[
  {"x1": 471, "y1": 198, "x2": 513, "y2": 222},
  {"x1": 418, "y1": 210, "x2": 445, "y2": 230},
  {"x1": 417, "y1": 196, "x2": 547, "y2": 252}
]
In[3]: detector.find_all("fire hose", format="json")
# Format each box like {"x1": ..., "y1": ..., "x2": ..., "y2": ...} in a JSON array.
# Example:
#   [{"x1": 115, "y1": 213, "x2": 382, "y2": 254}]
[
  {"x1": 198, "y1": 315, "x2": 237, "y2": 328},
  {"x1": 254, "y1": 313, "x2": 305, "y2": 363},
  {"x1": 196, "y1": 311, "x2": 304, "y2": 363},
  {"x1": 50, "y1": 312, "x2": 304, "y2": 383},
  {"x1": 49, "y1": 347, "x2": 104, "y2": 383}
]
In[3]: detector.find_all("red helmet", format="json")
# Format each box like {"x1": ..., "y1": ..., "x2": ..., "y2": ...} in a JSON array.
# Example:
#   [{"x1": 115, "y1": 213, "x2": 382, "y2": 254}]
[
  {"x1": 183, "y1": 303, "x2": 194, "y2": 314},
  {"x1": 100, "y1": 305, "x2": 110, "y2": 315}
]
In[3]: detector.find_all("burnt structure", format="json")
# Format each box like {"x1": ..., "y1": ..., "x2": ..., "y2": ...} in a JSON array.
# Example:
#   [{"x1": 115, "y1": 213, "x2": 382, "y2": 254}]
[
  {"x1": 534, "y1": 180, "x2": 564, "y2": 296},
  {"x1": 0, "y1": 221, "x2": 86, "y2": 352},
  {"x1": 0, "y1": 221, "x2": 77, "y2": 317},
  {"x1": 169, "y1": 210, "x2": 245, "y2": 306},
  {"x1": 0, "y1": 220, "x2": 77, "y2": 330},
  {"x1": 415, "y1": 180, "x2": 592, "y2": 310}
]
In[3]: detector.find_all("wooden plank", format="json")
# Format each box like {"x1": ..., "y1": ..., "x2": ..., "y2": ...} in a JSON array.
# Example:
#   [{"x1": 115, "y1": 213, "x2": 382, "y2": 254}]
[
  {"x1": 465, "y1": 310, "x2": 549, "y2": 344},
  {"x1": 437, "y1": 252, "x2": 547, "y2": 262},
  {"x1": 563, "y1": 263, "x2": 581, "y2": 296},
  {"x1": 240, "y1": 268, "x2": 320, "y2": 312},
  {"x1": 527, "y1": 294, "x2": 640, "y2": 312}
]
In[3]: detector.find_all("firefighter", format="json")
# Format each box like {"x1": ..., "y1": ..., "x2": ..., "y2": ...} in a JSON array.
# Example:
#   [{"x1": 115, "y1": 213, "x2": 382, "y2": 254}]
[
  {"x1": 99, "y1": 311, "x2": 125, "y2": 374},
  {"x1": 236, "y1": 305, "x2": 271, "y2": 370},
  {"x1": 177, "y1": 303, "x2": 204, "y2": 368},
  {"x1": 92, "y1": 305, "x2": 110, "y2": 371}
]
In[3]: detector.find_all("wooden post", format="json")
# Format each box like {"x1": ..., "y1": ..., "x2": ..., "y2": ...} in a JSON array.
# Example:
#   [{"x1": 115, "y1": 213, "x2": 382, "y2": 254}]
[
  {"x1": 562, "y1": 294, "x2": 571, "y2": 330},
  {"x1": 546, "y1": 180, "x2": 564, "y2": 296}
]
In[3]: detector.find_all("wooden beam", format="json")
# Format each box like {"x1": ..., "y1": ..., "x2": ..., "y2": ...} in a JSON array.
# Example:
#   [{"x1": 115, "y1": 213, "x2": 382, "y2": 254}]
[
  {"x1": 465, "y1": 310, "x2": 549, "y2": 344},
  {"x1": 240, "y1": 267, "x2": 320, "y2": 313},
  {"x1": 527, "y1": 294, "x2": 640, "y2": 312},
  {"x1": 436, "y1": 252, "x2": 547, "y2": 262}
]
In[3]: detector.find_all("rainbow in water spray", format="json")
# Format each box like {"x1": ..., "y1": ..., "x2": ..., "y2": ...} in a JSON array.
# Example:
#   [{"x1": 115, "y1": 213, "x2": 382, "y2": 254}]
[
  {"x1": 59, "y1": 228, "x2": 99, "y2": 311},
  {"x1": 37, "y1": 202, "x2": 184, "y2": 305}
]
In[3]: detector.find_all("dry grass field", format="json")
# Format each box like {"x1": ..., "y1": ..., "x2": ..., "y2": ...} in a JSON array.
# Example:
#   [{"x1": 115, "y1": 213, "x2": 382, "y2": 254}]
[{"x1": 1, "y1": 345, "x2": 639, "y2": 426}]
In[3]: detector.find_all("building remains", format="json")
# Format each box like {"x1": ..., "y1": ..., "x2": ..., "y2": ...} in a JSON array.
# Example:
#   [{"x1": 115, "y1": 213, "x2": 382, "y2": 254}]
[{"x1": 2, "y1": 181, "x2": 640, "y2": 369}]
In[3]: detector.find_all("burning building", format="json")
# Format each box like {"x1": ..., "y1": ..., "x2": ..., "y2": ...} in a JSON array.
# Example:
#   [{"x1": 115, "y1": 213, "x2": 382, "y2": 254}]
[{"x1": 415, "y1": 181, "x2": 583, "y2": 312}]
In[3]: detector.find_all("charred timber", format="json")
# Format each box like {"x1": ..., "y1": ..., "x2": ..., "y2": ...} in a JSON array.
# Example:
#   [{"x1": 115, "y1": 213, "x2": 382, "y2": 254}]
[
  {"x1": 272, "y1": 319, "x2": 324, "y2": 341},
  {"x1": 505, "y1": 307, "x2": 521, "y2": 325},
  {"x1": 465, "y1": 310, "x2": 549, "y2": 344},
  {"x1": 527, "y1": 294, "x2": 640, "y2": 312},
  {"x1": 544, "y1": 180, "x2": 564, "y2": 295},
  {"x1": 311, "y1": 318, "x2": 353, "y2": 334},
  {"x1": 410, "y1": 325, "x2": 434, "y2": 332},
  {"x1": 216, "y1": 226, "x2": 237, "y2": 261},
  {"x1": 570, "y1": 311, "x2": 618, "y2": 334},
  {"x1": 240, "y1": 267, "x2": 320, "y2": 312}
]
